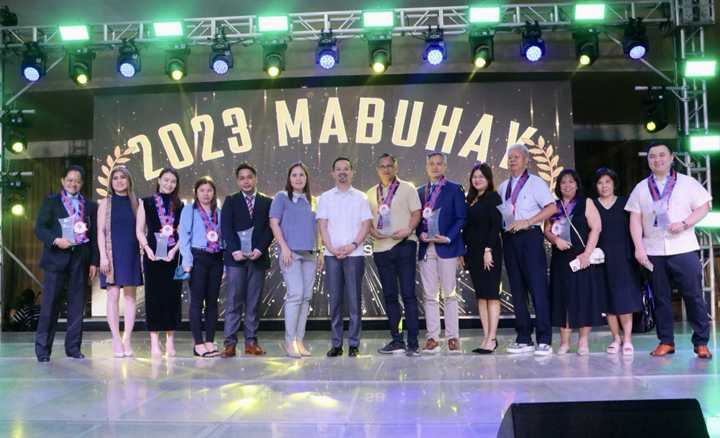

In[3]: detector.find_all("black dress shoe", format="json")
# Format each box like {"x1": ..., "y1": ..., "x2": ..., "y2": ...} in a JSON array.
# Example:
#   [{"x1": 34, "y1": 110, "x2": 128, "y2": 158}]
[
  {"x1": 37, "y1": 356, "x2": 50, "y2": 363},
  {"x1": 326, "y1": 346, "x2": 343, "y2": 357},
  {"x1": 349, "y1": 346, "x2": 359, "y2": 357},
  {"x1": 66, "y1": 352, "x2": 85, "y2": 359}
]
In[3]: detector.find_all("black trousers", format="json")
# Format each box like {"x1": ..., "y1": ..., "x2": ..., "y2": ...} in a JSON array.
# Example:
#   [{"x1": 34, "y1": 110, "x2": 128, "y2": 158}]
[
  {"x1": 188, "y1": 249, "x2": 224, "y2": 345},
  {"x1": 35, "y1": 249, "x2": 89, "y2": 358},
  {"x1": 648, "y1": 251, "x2": 709, "y2": 346}
]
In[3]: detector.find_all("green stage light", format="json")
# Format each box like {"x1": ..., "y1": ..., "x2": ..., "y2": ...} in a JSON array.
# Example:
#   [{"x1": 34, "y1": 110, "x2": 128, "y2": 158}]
[
  {"x1": 68, "y1": 48, "x2": 95, "y2": 86},
  {"x1": 59, "y1": 25, "x2": 90, "y2": 41},
  {"x1": 468, "y1": 7, "x2": 501, "y2": 24},
  {"x1": 165, "y1": 45, "x2": 190, "y2": 81},
  {"x1": 574, "y1": 4, "x2": 606, "y2": 20},
  {"x1": 3, "y1": 129, "x2": 26, "y2": 154},
  {"x1": 262, "y1": 40, "x2": 287, "y2": 78},
  {"x1": 10, "y1": 203, "x2": 24, "y2": 216},
  {"x1": 258, "y1": 16, "x2": 290, "y2": 33},
  {"x1": 685, "y1": 60, "x2": 716, "y2": 77},
  {"x1": 470, "y1": 31, "x2": 494, "y2": 70},
  {"x1": 367, "y1": 35, "x2": 391, "y2": 74},
  {"x1": 153, "y1": 21, "x2": 184, "y2": 37},
  {"x1": 363, "y1": 11, "x2": 394, "y2": 29},
  {"x1": 689, "y1": 135, "x2": 720, "y2": 152},
  {"x1": 697, "y1": 212, "x2": 720, "y2": 229}
]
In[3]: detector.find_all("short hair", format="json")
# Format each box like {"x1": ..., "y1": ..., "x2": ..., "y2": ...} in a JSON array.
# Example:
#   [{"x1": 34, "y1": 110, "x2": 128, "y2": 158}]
[
  {"x1": 592, "y1": 167, "x2": 619, "y2": 192},
  {"x1": 508, "y1": 143, "x2": 530, "y2": 158},
  {"x1": 426, "y1": 152, "x2": 447, "y2": 164},
  {"x1": 376, "y1": 153, "x2": 397, "y2": 166},
  {"x1": 646, "y1": 142, "x2": 674, "y2": 155},
  {"x1": 554, "y1": 168, "x2": 584, "y2": 199},
  {"x1": 235, "y1": 163, "x2": 257, "y2": 178},
  {"x1": 332, "y1": 156, "x2": 353, "y2": 171},
  {"x1": 63, "y1": 165, "x2": 86, "y2": 180}
]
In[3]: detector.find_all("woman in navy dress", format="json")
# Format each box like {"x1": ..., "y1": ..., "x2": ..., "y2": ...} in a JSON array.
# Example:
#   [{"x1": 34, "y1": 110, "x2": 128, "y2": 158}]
[
  {"x1": 593, "y1": 168, "x2": 643, "y2": 356},
  {"x1": 98, "y1": 167, "x2": 143, "y2": 357},
  {"x1": 545, "y1": 169, "x2": 607, "y2": 355},
  {"x1": 135, "y1": 167, "x2": 183, "y2": 358},
  {"x1": 459, "y1": 163, "x2": 503, "y2": 354}
]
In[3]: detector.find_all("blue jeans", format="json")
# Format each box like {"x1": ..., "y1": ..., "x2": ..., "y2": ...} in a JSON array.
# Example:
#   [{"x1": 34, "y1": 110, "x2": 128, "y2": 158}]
[{"x1": 373, "y1": 240, "x2": 419, "y2": 345}]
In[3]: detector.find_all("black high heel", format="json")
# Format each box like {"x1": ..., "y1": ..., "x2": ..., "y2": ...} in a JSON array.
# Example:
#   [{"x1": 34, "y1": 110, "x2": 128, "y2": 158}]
[{"x1": 490, "y1": 339, "x2": 498, "y2": 353}]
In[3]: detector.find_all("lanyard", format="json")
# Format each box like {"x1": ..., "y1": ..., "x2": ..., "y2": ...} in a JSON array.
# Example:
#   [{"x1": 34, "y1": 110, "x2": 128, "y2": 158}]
[
  {"x1": 60, "y1": 190, "x2": 88, "y2": 243},
  {"x1": 154, "y1": 193, "x2": 176, "y2": 246},
  {"x1": 424, "y1": 177, "x2": 446, "y2": 210},
  {"x1": 551, "y1": 196, "x2": 577, "y2": 223},
  {"x1": 647, "y1": 169, "x2": 677, "y2": 202},
  {"x1": 376, "y1": 178, "x2": 399, "y2": 229},
  {"x1": 504, "y1": 170, "x2": 530, "y2": 213},
  {"x1": 198, "y1": 207, "x2": 220, "y2": 253}
]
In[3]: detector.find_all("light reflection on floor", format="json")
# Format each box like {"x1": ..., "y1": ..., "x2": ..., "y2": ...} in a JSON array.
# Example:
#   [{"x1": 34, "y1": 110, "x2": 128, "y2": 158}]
[{"x1": 0, "y1": 323, "x2": 717, "y2": 437}]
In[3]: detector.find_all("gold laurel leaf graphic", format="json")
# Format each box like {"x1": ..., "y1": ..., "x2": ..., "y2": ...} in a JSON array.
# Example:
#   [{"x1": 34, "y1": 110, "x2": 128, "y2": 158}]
[
  {"x1": 115, "y1": 157, "x2": 130, "y2": 164},
  {"x1": 547, "y1": 145, "x2": 554, "y2": 157},
  {"x1": 553, "y1": 166, "x2": 564, "y2": 177},
  {"x1": 98, "y1": 176, "x2": 108, "y2": 187},
  {"x1": 126, "y1": 145, "x2": 140, "y2": 154},
  {"x1": 114, "y1": 146, "x2": 121, "y2": 158},
  {"x1": 538, "y1": 136, "x2": 546, "y2": 148},
  {"x1": 551, "y1": 155, "x2": 559, "y2": 167},
  {"x1": 533, "y1": 156, "x2": 548, "y2": 163},
  {"x1": 101, "y1": 165, "x2": 110, "y2": 176},
  {"x1": 520, "y1": 137, "x2": 535, "y2": 146},
  {"x1": 96, "y1": 188, "x2": 108, "y2": 197},
  {"x1": 537, "y1": 163, "x2": 552, "y2": 171},
  {"x1": 529, "y1": 148, "x2": 544, "y2": 155},
  {"x1": 106, "y1": 156, "x2": 114, "y2": 167},
  {"x1": 539, "y1": 172, "x2": 552, "y2": 182}
]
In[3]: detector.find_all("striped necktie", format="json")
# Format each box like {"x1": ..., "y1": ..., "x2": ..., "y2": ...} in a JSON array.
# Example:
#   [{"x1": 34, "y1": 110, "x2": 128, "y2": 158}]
[{"x1": 246, "y1": 194, "x2": 254, "y2": 218}]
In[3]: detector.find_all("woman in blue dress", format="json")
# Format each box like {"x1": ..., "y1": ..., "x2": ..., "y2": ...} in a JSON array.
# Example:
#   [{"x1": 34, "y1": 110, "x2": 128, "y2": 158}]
[{"x1": 98, "y1": 167, "x2": 143, "y2": 358}]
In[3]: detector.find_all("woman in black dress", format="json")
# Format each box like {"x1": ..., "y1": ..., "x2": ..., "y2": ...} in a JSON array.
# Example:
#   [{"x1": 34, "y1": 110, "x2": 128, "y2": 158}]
[
  {"x1": 593, "y1": 168, "x2": 643, "y2": 356},
  {"x1": 459, "y1": 163, "x2": 503, "y2": 354},
  {"x1": 98, "y1": 167, "x2": 143, "y2": 358},
  {"x1": 545, "y1": 169, "x2": 606, "y2": 356},
  {"x1": 135, "y1": 167, "x2": 183, "y2": 358}
]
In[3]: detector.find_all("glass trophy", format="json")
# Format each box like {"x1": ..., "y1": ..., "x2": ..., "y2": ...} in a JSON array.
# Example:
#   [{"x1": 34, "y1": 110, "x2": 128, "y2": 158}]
[
  {"x1": 552, "y1": 215, "x2": 573, "y2": 243},
  {"x1": 378, "y1": 214, "x2": 394, "y2": 237},
  {"x1": 654, "y1": 197, "x2": 670, "y2": 228},
  {"x1": 427, "y1": 207, "x2": 441, "y2": 238},
  {"x1": 238, "y1": 227, "x2": 254, "y2": 254},
  {"x1": 497, "y1": 202, "x2": 515, "y2": 231},
  {"x1": 58, "y1": 217, "x2": 76, "y2": 242},
  {"x1": 153, "y1": 232, "x2": 169, "y2": 260}
]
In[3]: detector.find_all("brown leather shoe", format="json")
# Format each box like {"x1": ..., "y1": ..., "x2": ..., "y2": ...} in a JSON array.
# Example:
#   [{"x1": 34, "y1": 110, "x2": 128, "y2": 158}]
[
  {"x1": 448, "y1": 338, "x2": 461, "y2": 354},
  {"x1": 650, "y1": 343, "x2": 675, "y2": 356},
  {"x1": 694, "y1": 345, "x2": 713, "y2": 359},
  {"x1": 220, "y1": 344, "x2": 236, "y2": 358},
  {"x1": 244, "y1": 342, "x2": 266, "y2": 356},
  {"x1": 422, "y1": 338, "x2": 440, "y2": 354}
]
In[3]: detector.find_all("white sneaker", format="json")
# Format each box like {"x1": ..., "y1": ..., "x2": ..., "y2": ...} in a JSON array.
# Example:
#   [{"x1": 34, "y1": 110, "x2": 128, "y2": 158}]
[
  {"x1": 507, "y1": 343, "x2": 535, "y2": 354},
  {"x1": 534, "y1": 343, "x2": 553, "y2": 356}
]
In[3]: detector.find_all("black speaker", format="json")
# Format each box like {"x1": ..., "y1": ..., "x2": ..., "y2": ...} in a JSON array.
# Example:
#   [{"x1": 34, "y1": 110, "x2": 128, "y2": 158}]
[{"x1": 498, "y1": 399, "x2": 708, "y2": 438}]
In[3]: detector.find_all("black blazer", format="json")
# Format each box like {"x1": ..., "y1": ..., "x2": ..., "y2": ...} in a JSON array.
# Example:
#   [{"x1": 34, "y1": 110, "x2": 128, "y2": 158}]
[
  {"x1": 221, "y1": 191, "x2": 274, "y2": 270},
  {"x1": 35, "y1": 193, "x2": 100, "y2": 272}
]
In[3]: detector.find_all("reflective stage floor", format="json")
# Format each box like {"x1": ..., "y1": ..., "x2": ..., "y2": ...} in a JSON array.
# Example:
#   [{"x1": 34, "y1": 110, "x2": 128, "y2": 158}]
[{"x1": 0, "y1": 324, "x2": 717, "y2": 438}]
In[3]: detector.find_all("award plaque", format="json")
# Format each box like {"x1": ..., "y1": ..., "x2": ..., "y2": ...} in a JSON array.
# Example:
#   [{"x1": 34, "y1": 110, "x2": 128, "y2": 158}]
[
  {"x1": 378, "y1": 214, "x2": 394, "y2": 237},
  {"x1": 58, "y1": 217, "x2": 76, "y2": 242},
  {"x1": 497, "y1": 202, "x2": 515, "y2": 230},
  {"x1": 238, "y1": 227, "x2": 254, "y2": 254},
  {"x1": 654, "y1": 197, "x2": 670, "y2": 228},
  {"x1": 154, "y1": 232, "x2": 169, "y2": 260},
  {"x1": 427, "y1": 207, "x2": 441, "y2": 238},
  {"x1": 551, "y1": 215, "x2": 573, "y2": 243}
]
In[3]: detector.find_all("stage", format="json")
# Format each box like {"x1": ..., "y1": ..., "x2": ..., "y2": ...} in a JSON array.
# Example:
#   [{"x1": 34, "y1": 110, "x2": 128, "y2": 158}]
[{"x1": 0, "y1": 324, "x2": 717, "y2": 438}]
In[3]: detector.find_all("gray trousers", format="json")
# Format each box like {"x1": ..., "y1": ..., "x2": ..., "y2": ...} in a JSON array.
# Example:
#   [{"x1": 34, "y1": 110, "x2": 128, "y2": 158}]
[
  {"x1": 280, "y1": 251, "x2": 318, "y2": 344},
  {"x1": 224, "y1": 263, "x2": 266, "y2": 346},
  {"x1": 325, "y1": 255, "x2": 364, "y2": 348}
]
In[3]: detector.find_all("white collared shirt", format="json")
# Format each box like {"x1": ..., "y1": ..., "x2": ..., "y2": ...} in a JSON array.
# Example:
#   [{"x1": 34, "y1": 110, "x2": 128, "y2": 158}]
[
  {"x1": 625, "y1": 172, "x2": 712, "y2": 256},
  {"x1": 496, "y1": 173, "x2": 555, "y2": 226},
  {"x1": 316, "y1": 186, "x2": 373, "y2": 257}
]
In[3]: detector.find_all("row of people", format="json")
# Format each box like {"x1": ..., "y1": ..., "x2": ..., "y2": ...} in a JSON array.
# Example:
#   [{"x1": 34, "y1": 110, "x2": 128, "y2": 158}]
[{"x1": 32, "y1": 141, "x2": 712, "y2": 361}]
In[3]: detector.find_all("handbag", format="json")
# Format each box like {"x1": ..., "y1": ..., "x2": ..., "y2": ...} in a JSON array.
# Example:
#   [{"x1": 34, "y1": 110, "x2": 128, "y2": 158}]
[
  {"x1": 173, "y1": 266, "x2": 190, "y2": 281},
  {"x1": 565, "y1": 199, "x2": 605, "y2": 266},
  {"x1": 632, "y1": 283, "x2": 656, "y2": 333}
]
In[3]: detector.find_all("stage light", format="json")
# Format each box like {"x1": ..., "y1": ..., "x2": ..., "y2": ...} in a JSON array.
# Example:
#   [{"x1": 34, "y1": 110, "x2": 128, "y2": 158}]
[
  {"x1": 316, "y1": 31, "x2": 339, "y2": 70},
  {"x1": 68, "y1": 47, "x2": 95, "y2": 86},
  {"x1": 21, "y1": 42, "x2": 47, "y2": 82},
  {"x1": 689, "y1": 135, "x2": 720, "y2": 152},
  {"x1": 59, "y1": 25, "x2": 90, "y2": 41},
  {"x1": 153, "y1": 21, "x2": 184, "y2": 37},
  {"x1": 363, "y1": 11, "x2": 395, "y2": 29},
  {"x1": 367, "y1": 35, "x2": 392, "y2": 73},
  {"x1": 2, "y1": 175, "x2": 30, "y2": 216},
  {"x1": 164, "y1": 45, "x2": 190, "y2": 81},
  {"x1": 262, "y1": 40, "x2": 287, "y2": 78},
  {"x1": 3, "y1": 129, "x2": 26, "y2": 154},
  {"x1": 684, "y1": 60, "x2": 716, "y2": 77},
  {"x1": 573, "y1": 29, "x2": 599, "y2": 67},
  {"x1": 469, "y1": 30, "x2": 494, "y2": 69},
  {"x1": 423, "y1": 28, "x2": 446, "y2": 66},
  {"x1": 0, "y1": 6, "x2": 18, "y2": 26},
  {"x1": 642, "y1": 87, "x2": 667, "y2": 133},
  {"x1": 210, "y1": 37, "x2": 233, "y2": 75},
  {"x1": 6, "y1": 193, "x2": 26, "y2": 216},
  {"x1": 521, "y1": 21, "x2": 544, "y2": 62},
  {"x1": 258, "y1": 16, "x2": 290, "y2": 33},
  {"x1": 117, "y1": 39, "x2": 141, "y2": 78},
  {"x1": 697, "y1": 211, "x2": 720, "y2": 228},
  {"x1": 574, "y1": 3, "x2": 606, "y2": 21},
  {"x1": 467, "y1": 6, "x2": 501, "y2": 24},
  {"x1": 623, "y1": 19, "x2": 648, "y2": 60}
]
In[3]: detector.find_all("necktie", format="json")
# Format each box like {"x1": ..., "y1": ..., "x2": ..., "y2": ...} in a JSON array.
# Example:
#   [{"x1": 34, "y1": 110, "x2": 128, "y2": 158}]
[{"x1": 246, "y1": 195, "x2": 254, "y2": 218}]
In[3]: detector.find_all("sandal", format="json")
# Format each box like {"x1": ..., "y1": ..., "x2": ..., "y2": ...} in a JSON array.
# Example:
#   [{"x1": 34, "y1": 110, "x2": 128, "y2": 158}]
[
  {"x1": 622, "y1": 343, "x2": 634, "y2": 356},
  {"x1": 556, "y1": 345, "x2": 570, "y2": 355},
  {"x1": 606, "y1": 342, "x2": 621, "y2": 354}
]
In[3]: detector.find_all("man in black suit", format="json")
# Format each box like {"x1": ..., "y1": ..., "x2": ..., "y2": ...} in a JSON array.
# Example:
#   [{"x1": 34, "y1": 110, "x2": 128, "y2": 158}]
[
  {"x1": 34, "y1": 165, "x2": 99, "y2": 362},
  {"x1": 220, "y1": 163, "x2": 274, "y2": 357}
]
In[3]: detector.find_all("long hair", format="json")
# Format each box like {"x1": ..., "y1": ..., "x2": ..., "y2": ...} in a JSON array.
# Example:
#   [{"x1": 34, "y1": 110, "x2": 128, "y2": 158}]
[
  {"x1": 555, "y1": 168, "x2": 584, "y2": 199},
  {"x1": 107, "y1": 166, "x2": 139, "y2": 215},
  {"x1": 155, "y1": 167, "x2": 181, "y2": 211},
  {"x1": 466, "y1": 162, "x2": 495, "y2": 204},
  {"x1": 285, "y1": 162, "x2": 314, "y2": 208},
  {"x1": 193, "y1": 176, "x2": 218, "y2": 212}
]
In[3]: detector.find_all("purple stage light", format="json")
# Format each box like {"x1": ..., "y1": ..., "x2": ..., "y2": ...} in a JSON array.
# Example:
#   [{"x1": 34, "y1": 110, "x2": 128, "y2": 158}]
[
  {"x1": 525, "y1": 45, "x2": 543, "y2": 62},
  {"x1": 212, "y1": 59, "x2": 230, "y2": 75},
  {"x1": 319, "y1": 53, "x2": 336, "y2": 70},
  {"x1": 22, "y1": 66, "x2": 41, "y2": 82}
]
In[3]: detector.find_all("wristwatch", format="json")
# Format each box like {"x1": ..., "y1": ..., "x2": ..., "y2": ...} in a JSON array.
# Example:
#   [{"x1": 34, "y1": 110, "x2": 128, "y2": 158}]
[
  {"x1": 405, "y1": 227, "x2": 412, "y2": 237},
  {"x1": 682, "y1": 221, "x2": 689, "y2": 230},
  {"x1": 351, "y1": 242, "x2": 359, "y2": 248}
]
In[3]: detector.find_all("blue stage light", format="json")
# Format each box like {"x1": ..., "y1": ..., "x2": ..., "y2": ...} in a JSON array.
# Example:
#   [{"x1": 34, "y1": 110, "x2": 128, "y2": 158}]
[
  {"x1": 119, "y1": 62, "x2": 136, "y2": 78},
  {"x1": 426, "y1": 47, "x2": 444, "y2": 65},
  {"x1": 423, "y1": 28, "x2": 446, "y2": 66},
  {"x1": 316, "y1": 31, "x2": 339, "y2": 71},
  {"x1": 22, "y1": 66, "x2": 41, "y2": 82},
  {"x1": 629, "y1": 45, "x2": 646, "y2": 60},
  {"x1": 525, "y1": 45, "x2": 543, "y2": 62},
  {"x1": 318, "y1": 52, "x2": 337, "y2": 70},
  {"x1": 212, "y1": 58, "x2": 230, "y2": 75}
]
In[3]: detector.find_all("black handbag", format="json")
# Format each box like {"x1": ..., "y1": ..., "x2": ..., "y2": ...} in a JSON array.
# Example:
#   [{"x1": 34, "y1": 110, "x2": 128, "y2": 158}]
[{"x1": 632, "y1": 283, "x2": 656, "y2": 333}]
